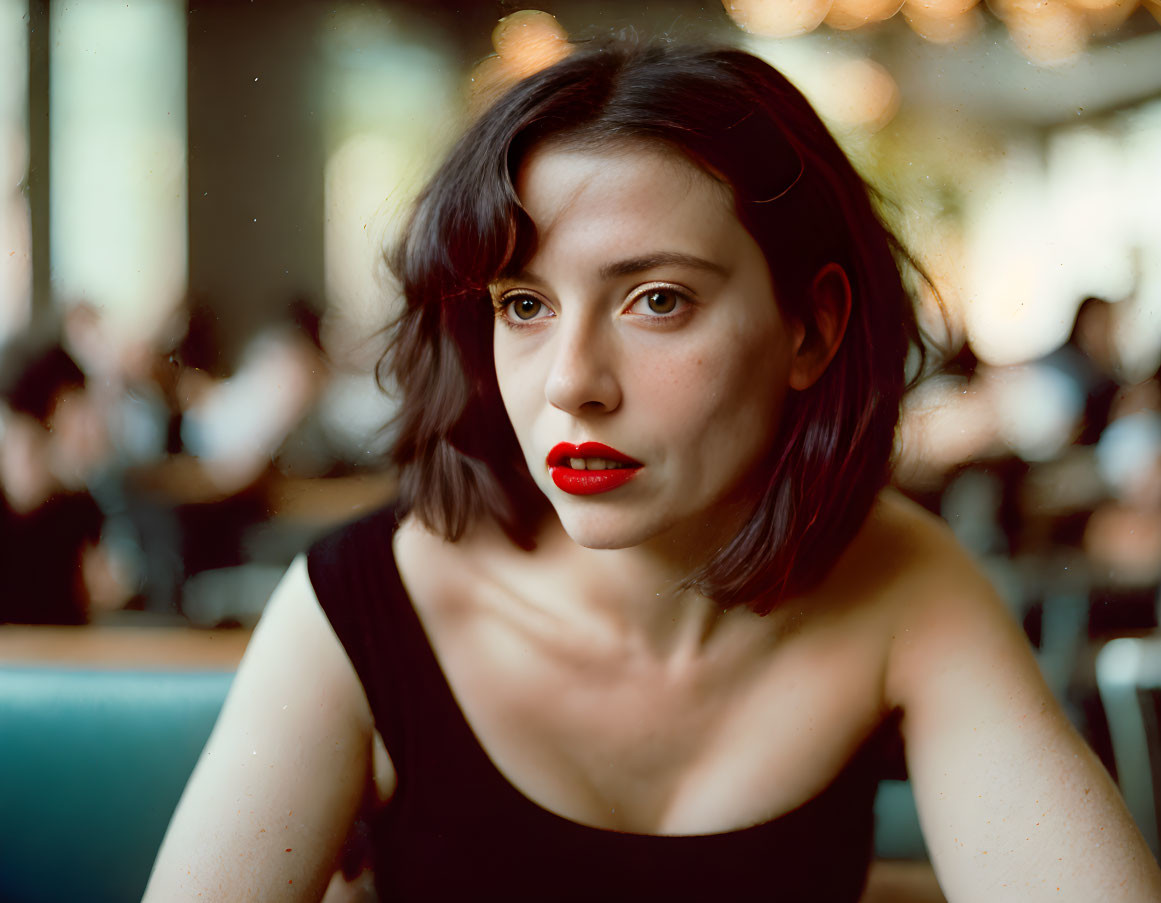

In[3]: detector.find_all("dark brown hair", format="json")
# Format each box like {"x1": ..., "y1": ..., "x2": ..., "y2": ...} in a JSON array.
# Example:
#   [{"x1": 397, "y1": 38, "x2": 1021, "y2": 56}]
[{"x1": 382, "y1": 37, "x2": 922, "y2": 613}]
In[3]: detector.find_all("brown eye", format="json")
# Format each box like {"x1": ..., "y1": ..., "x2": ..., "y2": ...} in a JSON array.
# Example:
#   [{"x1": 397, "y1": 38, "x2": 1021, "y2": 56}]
[
  {"x1": 628, "y1": 287, "x2": 688, "y2": 318},
  {"x1": 504, "y1": 295, "x2": 547, "y2": 322},
  {"x1": 644, "y1": 290, "x2": 678, "y2": 314}
]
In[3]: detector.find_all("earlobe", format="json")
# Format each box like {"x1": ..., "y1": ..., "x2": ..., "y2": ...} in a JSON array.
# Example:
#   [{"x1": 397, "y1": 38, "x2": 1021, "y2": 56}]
[{"x1": 789, "y1": 262, "x2": 852, "y2": 391}]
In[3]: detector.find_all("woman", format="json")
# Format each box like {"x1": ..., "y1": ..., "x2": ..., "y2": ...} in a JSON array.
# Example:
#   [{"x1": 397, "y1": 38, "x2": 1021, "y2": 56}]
[{"x1": 145, "y1": 38, "x2": 1160, "y2": 901}]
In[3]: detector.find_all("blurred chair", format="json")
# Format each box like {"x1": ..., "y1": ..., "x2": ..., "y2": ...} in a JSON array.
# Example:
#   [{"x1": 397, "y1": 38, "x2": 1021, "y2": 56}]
[
  {"x1": 1095, "y1": 636, "x2": 1161, "y2": 859},
  {"x1": 0, "y1": 667, "x2": 232, "y2": 903}
]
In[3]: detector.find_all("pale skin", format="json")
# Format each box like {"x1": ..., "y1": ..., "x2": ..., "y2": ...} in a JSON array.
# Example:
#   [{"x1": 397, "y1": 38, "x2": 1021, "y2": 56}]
[{"x1": 144, "y1": 145, "x2": 1161, "y2": 901}]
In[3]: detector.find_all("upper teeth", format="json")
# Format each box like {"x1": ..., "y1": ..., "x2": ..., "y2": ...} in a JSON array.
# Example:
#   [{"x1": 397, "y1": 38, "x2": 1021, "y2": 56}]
[{"x1": 567, "y1": 457, "x2": 627, "y2": 471}]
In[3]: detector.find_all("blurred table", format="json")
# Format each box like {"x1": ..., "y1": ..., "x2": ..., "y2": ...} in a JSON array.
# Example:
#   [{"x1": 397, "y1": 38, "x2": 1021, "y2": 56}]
[{"x1": 0, "y1": 625, "x2": 250, "y2": 669}]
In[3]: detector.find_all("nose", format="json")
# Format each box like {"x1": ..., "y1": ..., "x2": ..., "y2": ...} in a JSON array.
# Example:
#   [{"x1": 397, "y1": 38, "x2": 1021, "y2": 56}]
[{"x1": 544, "y1": 319, "x2": 622, "y2": 415}]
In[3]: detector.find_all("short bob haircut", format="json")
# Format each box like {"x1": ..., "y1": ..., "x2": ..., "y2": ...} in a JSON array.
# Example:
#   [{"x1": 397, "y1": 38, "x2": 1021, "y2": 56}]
[{"x1": 383, "y1": 36, "x2": 922, "y2": 614}]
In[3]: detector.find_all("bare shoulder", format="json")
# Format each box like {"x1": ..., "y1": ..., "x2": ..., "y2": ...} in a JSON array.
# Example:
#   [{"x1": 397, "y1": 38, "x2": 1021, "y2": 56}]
[
  {"x1": 822, "y1": 489, "x2": 992, "y2": 634},
  {"x1": 143, "y1": 557, "x2": 376, "y2": 902},
  {"x1": 859, "y1": 491, "x2": 1034, "y2": 704},
  {"x1": 849, "y1": 490, "x2": 982, "y2": 589},
  {"x1": 858, "y1": 495, "x2": 1161, "y2": 900}
]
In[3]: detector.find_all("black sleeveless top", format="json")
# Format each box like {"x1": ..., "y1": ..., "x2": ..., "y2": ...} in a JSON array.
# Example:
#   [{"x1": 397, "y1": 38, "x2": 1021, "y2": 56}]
[{"x1": 307, "y1": 505, "x2": 898, "y2": 902}]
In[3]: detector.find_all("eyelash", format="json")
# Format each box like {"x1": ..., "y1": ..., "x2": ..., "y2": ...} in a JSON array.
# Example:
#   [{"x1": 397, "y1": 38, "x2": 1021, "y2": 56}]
[{"x1": 495, "y1": 283, "x2": 694, "y2": 329}]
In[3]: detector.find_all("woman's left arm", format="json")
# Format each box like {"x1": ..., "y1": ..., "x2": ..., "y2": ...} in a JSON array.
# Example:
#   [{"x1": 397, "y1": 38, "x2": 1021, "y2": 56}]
[{"x1": 884, "y1": 527, "x2": 1161, "y2": 902}]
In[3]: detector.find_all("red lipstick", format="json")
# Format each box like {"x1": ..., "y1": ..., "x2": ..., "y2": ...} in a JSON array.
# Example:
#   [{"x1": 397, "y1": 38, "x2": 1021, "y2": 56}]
[{"x1": 547, "y1": 442, "x2": 642, "y2": 496}]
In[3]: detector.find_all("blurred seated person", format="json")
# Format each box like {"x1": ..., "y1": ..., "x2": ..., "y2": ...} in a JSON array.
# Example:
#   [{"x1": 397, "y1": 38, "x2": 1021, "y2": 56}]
[
  {"x1": 0, "y1": 342, "x2": 130, "y2": 623},
  {"x1": 178, "y1": 298, "x2": 328, "y2": 497},
  {"x1": 106, "y1": 299, "x2": 334, "y2": 619},
  {"x1": 1082, "y1": 378, "x2": 1161, "y2": 633},
  {"x1": 1034, "y1": 297, "x2": 1123, "y2": 448}
]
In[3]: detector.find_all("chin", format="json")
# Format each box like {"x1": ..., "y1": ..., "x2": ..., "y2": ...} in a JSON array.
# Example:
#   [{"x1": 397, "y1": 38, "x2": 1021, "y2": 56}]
[{"x1": 550, "y1": 503, "x2": 673, "y2": 551}]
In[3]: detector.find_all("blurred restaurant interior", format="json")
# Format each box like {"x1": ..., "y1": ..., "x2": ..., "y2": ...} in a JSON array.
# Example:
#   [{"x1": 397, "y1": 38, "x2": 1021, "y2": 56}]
[{"x1": 1, "y1": 0, "x2": 1161, "y2": 899}]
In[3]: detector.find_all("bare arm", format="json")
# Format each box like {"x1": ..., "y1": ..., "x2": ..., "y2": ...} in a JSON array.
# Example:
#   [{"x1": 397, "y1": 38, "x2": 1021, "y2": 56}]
[
  {"x1": 143, "y1": 556, "x2": 382, "y2": 902},
  {"x1": 885, "y1": 521, "x2": 1161, "y2": 902}
]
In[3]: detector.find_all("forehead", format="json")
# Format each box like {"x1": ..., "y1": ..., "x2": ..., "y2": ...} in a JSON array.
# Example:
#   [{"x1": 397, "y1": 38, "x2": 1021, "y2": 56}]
[{"x1": 511, "y1": 142, "x2": 746, "y2": 268}]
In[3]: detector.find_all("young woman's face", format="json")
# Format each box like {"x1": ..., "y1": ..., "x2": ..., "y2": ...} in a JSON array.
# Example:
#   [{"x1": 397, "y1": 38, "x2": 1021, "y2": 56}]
[{"x1": 492, "y1": 142, "x2": 804, "y2": 555}]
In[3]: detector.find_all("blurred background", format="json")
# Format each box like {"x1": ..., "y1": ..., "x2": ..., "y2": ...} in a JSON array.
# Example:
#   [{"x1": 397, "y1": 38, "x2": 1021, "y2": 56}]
[{"x1": 1, "y1": 0, "x2": 1160, "y2": 898}]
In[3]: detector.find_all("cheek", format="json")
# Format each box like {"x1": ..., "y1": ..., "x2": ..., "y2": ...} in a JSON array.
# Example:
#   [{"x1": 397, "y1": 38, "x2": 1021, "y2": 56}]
[
  {"x1": 633, "y1": 323, "x2": 789, "y2": 443},
  {"x1": 493, "y1": 331, "x2": 521, "y2": 405},
  {"x1": 493, "y1": 333, "x2": 541, "y2": 441}
]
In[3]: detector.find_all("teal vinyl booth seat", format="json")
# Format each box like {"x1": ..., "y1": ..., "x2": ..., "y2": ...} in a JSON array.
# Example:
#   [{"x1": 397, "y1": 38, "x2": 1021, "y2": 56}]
[
  {"x1": 0, "y1": 666, "x2": 929, "y2": 903},
  {"x1": 0, "y1": 667, "x2": 235, "y2": 903}
]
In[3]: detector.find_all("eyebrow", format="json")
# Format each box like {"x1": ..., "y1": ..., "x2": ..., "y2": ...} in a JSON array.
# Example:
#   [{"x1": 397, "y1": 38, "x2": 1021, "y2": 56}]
[
  {"x1": 598, "y1": 251, "x2": 728, "y2": 280},
  {"x1": 500, "y1": 251, "x2": 728, "y2": 288}
]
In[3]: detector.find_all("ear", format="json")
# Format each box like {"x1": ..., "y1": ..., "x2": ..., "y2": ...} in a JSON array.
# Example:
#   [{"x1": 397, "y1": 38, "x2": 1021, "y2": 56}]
[{"x1": 789, "y1": 262, "x2": 851, "y2": 391}]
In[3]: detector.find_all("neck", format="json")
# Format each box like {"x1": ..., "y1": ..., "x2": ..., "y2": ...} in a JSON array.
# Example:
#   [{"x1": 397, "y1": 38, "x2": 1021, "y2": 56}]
[{"x1": 533, "y1": 511, "x2": 754, "y2": 666}]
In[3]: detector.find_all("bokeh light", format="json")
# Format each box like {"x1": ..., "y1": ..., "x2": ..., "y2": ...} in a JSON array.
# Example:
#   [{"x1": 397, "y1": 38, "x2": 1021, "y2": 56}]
[
  {"x1": 492, "y1": 9, "x2": 571, "y2": 76},
  {"x1": 994, "y1": 0, "x2": 1090, "y2": 64},
  {"x1": 903, "y1": 3, "x2": 984, "y2": 41},
  {"x1": 49, "y1": 0, "x2": 187, "y2": 351},
  {"x1": 723, "y1": 0, "x2": 1149, "y2": 62},
  {"x1": 819, "y1": 58, "x2": 901, "y2": 130},
  {"x1": 469, "y1": 10, "x2": 571, "y2": 113},
  {"x1": 0, "y1": 0, "x2": 30, "y2": 342},
  {"x1": 1082, "y1": 0, "x2": 1140, "y2": 35},
  {"x1": 722, "y1": 0, "x2": 833, "y2": 37},
  {"x1": 825, "y1": 0, "x2": 905, "y2": 29},
  {"x1": 1067, "y1": 0, "x2": 1128, "y2": 11},
  {"x1": 906, "y1": 0, "x2": 979, "y2": 15},
  {"x1": 984, "y1": 362, "x2": 1083, "y2": 462}
]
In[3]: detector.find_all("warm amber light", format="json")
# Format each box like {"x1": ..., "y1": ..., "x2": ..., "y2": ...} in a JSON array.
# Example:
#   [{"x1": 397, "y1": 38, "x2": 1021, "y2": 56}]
[
  {"x1": 904, "y1": 0, "x2": 978, "y2": 15},
  {"x1": 903, "y1": 3, "x2": 983, "y2": 40},
  {"x1": 722, "y1": 0, "x2": 833, "y2": 37},
  {"x1": 1066, "y1": 0, "x2": 1128, "y2": 10},
  {"x1": 823, "y1": 57, "x2": 900, "y2": 130},
  {"x1": 825, "y1": 0, "x2": 904, "y2": 29},
  {"x1": 468, "y1": 11, "x2": 571, "y2": 115},
  {"x1": 491, "y1": 9, "x2": 571, "y2": 78},
  {"x1": 1079, "y1": 0, "x2": 1140, "y2": 34},
  {"x1": 1000, "y1": 0, "x2": 1090, "y2": 63}
]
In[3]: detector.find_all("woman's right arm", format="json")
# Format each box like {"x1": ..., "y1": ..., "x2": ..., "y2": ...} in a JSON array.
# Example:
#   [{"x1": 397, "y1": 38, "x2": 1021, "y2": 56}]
[{"x1": 143, "y1": 555, "x2": 382, "y2": 902}]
